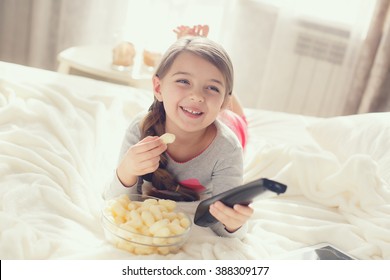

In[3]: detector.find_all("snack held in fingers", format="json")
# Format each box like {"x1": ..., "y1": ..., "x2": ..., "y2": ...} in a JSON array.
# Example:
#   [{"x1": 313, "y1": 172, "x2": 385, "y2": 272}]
[{"x1": 160, "y1": 133, "x2": 176, "y2": 144}]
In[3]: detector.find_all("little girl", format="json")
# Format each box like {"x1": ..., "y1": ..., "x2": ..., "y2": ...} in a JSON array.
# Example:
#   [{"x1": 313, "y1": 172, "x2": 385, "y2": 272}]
[{"x1": 107, "y1": 36, "x2": 252, "y2": 237}]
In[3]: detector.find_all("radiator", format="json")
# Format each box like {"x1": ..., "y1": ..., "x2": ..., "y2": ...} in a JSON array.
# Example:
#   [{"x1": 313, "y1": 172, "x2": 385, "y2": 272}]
[{"x1": 256, "y1": 18, "x2": 356, "y2": 117}]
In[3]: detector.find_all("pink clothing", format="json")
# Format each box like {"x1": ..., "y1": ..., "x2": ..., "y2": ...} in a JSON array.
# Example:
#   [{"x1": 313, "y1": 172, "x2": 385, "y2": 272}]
[{"x1": 218, "y1": 110, "x2": 248, "y2": 149}]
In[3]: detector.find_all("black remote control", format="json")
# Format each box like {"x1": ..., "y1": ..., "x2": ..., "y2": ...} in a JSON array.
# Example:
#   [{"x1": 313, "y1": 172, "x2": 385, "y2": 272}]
[{"x1": 194, "y1": 178, "x2": 287, "y2": 227}]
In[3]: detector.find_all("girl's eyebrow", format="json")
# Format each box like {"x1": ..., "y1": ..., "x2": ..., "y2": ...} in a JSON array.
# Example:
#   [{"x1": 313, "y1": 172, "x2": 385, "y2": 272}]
[
  {"x1": 172, "y1": 71, "x2": 190, "y2": 77},
  {"x1": 210, "y1": 79, "x2": 224, "y2": 86},
  {"x1": 172, "y1": 71, "x2": 224, "y2": 86}
]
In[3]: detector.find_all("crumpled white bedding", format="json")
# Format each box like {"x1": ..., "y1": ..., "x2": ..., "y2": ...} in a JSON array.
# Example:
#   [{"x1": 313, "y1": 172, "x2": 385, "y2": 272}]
[{"x1": 0, "y1": 62, "x2": 389, "y2": 260}]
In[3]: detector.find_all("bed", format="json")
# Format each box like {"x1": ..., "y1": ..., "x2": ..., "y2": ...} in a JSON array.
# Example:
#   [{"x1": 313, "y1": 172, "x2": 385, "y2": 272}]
[{"x1": 1, "y1": 61, "x2": 389, "y2": 260}]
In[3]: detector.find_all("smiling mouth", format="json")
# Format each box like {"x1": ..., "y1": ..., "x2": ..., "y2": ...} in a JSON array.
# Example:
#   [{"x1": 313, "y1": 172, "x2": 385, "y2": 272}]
[{"x1": 181, "y1": 106, "x2": 203, "y2": 116}]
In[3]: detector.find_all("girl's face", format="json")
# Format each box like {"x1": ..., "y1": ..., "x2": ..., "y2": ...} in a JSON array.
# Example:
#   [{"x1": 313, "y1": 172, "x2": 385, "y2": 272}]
[{"x1": 153, "y1": 52, "x2": 228, "y2": 135}]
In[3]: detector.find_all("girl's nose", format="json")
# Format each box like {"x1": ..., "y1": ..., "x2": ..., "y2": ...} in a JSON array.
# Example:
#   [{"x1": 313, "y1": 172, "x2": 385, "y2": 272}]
[{"x1": 189, "y1": 90, "x2": 204, "y2": 102}]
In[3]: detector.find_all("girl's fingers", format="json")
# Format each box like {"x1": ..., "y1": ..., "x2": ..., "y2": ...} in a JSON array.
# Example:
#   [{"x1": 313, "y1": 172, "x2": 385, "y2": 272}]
[
  {"x1": 233, "y1": 204, "x2": 254, "y2": 216},
  {"x1": 210, "y1": 201, "x2": 243, "y2": 222},
  {"x1": 209, "y1": 201, "x2": 253, "y2": 232},
  {"x1": 121, "y1": 136, "x2": 167, "y2": 177},
  {"x1": 130, "y1": 137, "x2": 167, "y2": 159},
  {"x1": 134, "y1": 154, "x2": 161, "y2": 173}
]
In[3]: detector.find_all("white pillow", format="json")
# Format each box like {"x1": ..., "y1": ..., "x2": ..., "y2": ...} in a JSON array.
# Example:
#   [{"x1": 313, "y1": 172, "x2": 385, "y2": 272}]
[{"x1": 307, "y1": 112, "x2": 390, "y2": 183}]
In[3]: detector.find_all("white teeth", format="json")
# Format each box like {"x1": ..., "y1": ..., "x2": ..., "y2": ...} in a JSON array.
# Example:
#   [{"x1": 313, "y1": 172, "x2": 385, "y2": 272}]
[{"x1": 182, "y1": 107, "x2": 202, "y2": 115}]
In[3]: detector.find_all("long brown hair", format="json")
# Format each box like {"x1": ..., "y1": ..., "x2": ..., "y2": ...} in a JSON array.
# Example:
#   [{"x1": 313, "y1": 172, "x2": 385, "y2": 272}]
[{"x1": 141, "y1": 36, "x2": 234, "y2": 201}]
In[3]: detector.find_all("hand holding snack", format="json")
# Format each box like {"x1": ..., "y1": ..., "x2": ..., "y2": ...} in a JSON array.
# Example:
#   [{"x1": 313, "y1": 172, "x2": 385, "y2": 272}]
[{"x1": 116, "y1": 136, "x2": 167, "y2": 187}]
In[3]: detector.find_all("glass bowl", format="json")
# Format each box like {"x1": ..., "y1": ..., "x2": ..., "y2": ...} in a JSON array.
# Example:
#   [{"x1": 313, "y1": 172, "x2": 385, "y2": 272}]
[{"x1": 101, "y1": 193, "x2": 192, "y2": 255}]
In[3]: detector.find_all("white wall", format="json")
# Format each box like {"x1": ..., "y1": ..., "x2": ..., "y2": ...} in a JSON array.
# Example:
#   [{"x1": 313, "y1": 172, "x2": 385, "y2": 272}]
[
  {"x1": 221, "y1": 0, "x2": 377, "y2": 117},
  {"x1": 220, "y1": 1, "x2": 279, "y2": 110}
]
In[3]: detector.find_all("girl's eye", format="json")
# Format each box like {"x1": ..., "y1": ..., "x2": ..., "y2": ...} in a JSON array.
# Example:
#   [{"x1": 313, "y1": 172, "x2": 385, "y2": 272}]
[
  {"x1": 176, "y1": 79, "x2": 190, "y2": 85},
  {"x1": 207, "y1": 86, "x2": 220, "y2": 93}
]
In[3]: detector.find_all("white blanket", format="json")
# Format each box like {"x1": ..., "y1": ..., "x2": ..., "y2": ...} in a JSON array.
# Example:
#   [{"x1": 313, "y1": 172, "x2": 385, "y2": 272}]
[{"x1": 1, "y1": 62, "x2": 389, "y2": 259}]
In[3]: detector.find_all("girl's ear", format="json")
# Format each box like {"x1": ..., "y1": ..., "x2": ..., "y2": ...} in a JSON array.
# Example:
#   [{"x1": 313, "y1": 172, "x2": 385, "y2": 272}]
[
  {"x1": 221, "y1": 95, "x2": 232, "y2": 110},
  {"x1": 153, "y1": 75, "x2": 163, "y2": 102}
]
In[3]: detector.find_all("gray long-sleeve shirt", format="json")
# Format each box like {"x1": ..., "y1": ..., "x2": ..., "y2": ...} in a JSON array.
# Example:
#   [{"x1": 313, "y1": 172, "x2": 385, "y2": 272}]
[{"x1": 105, "y1": 112, "x2": 247, "y2": 238}]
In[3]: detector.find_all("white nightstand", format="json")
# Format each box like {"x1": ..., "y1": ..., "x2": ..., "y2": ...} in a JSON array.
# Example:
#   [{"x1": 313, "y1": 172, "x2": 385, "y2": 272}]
[{"x1": 57, "y1": 45, "x2": 153, "y2": 90}]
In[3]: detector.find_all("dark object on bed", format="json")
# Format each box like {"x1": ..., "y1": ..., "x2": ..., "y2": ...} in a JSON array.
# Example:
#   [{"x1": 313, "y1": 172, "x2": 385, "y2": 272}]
[{"x1": 194, "y1": 178, "x2": 287, "y2": 227}]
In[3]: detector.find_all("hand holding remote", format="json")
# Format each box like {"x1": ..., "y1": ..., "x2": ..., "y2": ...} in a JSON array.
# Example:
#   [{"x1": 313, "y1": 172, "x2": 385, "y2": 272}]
[{"x1": 194, "y1": 178, "x2": 287, "y2": 227}]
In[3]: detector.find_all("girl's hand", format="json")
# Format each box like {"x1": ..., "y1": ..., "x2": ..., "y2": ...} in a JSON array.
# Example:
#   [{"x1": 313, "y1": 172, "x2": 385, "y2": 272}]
[
  {"x1": 209, "y1": 201, "x2": 254, "y2": 233},
  {"x1": 116, "y1": 136, "x2": 167, "y2": 187}
]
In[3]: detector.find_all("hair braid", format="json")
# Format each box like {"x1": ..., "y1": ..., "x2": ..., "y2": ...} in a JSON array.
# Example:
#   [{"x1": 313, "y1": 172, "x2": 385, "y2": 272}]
[{"x1": 140, "y1": 100, "x2": 200, "y2": 201}]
